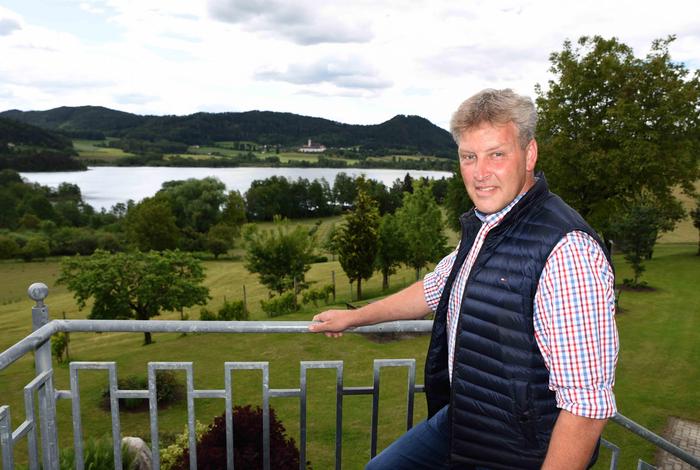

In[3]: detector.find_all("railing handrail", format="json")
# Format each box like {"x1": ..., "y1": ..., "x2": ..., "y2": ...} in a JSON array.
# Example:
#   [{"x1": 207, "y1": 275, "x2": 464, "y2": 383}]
[{"x1": 0, "y1": 319, "x2": 433, "y2": 372}]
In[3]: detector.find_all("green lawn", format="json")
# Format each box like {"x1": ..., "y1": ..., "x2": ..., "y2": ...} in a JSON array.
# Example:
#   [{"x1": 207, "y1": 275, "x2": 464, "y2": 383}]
[
  {"x1": 73, "y1": 140, "x2": 134, "y2": 162},
  {"x1": 1, "y1": 225, "x2": 698, "y2": 468}
]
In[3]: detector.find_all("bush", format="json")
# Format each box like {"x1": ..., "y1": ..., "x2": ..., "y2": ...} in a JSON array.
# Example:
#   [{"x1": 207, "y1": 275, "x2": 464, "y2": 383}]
[
  {"x1": 50, "y1": 227, "x2": 100, "y2": 256},
  {"x1": 21, "y1": 237, "x2": 50, "y2": 261},
  {"x1": 0, "y1": 235, "x2": 19, "y2": 259},
  {"x1": 260, "y1": 292, "x2": 298, "y2": 317},
  {"x1": 301, "y1": 284, "x2": 335, "y2": 306},
  {"x1": 52, "y1": 332, "x2": 69, "y2": 363},
  {"x1": 199, "y1": 307, "x2": 217, "y2": 321},
  {"x1": 217, "y1": 299, "x2": 248, "y2": 321},
  {"x1": 100, "y1": 370, "x2": 184, "y2": 411},
  {"x1": 172, "y1": 405, "x2": 308, "y2": 470},
  {"x1": 16, "y1": 437, "x2": 135, "y2": 470},
  {"x1": 160, "y1": 421, "x2": 208, "y2": 470}
]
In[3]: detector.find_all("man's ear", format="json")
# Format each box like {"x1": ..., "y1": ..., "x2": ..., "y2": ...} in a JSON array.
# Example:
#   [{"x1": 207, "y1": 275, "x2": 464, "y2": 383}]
[{"x1": 525, "y1": 139, "x2": 538, "y2": 172}]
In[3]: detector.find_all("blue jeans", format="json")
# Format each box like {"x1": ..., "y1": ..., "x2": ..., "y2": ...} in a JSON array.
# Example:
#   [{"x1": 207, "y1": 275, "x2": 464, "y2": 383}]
[{"x1": 365, "y1": 405, "x2": 451, "y2": 469}]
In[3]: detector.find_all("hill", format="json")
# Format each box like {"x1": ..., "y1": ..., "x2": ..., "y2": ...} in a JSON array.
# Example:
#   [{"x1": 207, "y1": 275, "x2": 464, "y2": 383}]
[
  {"x1": 0, "y1": 117, "x2": 85, "y2": 171},
  {"x1": 1, "y1": 106, "x2": 456, "y2": 157}
]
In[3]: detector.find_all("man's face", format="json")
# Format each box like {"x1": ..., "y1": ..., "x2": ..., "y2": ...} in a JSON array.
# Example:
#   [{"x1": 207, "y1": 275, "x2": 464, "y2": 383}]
[{"x1": 458, "y1": 121, "x2": 537, "y2": 214}]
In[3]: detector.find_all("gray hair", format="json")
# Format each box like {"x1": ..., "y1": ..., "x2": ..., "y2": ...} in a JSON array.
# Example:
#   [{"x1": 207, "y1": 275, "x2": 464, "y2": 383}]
[{"x1": 449, "y1": 88, "x2": 537, "y2": 148}]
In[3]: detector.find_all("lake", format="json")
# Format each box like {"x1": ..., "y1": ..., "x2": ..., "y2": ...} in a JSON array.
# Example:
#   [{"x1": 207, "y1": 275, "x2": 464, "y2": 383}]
[{"x1": 20, "y1": 167, "x2": 452, "y2": 210}]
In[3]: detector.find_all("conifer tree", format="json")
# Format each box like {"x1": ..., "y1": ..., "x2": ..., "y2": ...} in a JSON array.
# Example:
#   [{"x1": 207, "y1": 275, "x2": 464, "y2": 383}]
[{"x1": 337, "y1": 184, "x2": 380, "y2": 300}]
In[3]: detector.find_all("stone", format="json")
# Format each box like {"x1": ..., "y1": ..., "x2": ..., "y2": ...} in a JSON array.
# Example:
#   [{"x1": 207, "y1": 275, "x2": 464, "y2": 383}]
[{"x1": 122, "y1": 436, "x2": 152, "y2": 470}]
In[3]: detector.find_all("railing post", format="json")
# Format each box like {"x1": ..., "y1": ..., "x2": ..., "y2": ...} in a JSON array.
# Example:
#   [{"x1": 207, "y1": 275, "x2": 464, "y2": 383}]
[{"x1": 28, "y1": 283, "x2": 59, "y2": 470}]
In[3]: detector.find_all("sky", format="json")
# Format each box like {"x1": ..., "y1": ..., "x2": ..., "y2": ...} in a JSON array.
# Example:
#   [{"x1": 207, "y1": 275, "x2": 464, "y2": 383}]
[{"x1": 0, "y1": 0, "x2": 699, "y2": 130}]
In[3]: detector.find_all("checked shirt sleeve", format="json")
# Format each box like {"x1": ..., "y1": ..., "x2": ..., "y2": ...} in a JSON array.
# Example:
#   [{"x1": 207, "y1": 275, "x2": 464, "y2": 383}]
[
  {"x1": 533, "y1": 231, "x2": 618, "y2": 419},
  {"x1": 423, "y1": 245, "x2": 459, "y2": 311}
]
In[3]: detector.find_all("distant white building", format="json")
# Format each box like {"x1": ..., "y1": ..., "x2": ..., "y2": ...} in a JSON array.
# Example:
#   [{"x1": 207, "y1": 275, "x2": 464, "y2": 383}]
[{"x1": 298, "y1": 139, "x2": 326, "y2": 153}]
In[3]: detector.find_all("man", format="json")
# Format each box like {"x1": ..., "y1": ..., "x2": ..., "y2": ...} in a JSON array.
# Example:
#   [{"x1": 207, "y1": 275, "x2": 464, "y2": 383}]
[{"x1": 309, "y1": 89, "x2": 618, "y2": 469}]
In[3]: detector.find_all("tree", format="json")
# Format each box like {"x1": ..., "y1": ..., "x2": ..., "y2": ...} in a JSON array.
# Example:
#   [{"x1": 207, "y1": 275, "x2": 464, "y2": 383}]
[
  {"x1": 443, "y1": 167, "x2": 473, "y2": 232},
  {"x1": 0, "y1": 235, "x2": 18, "y2": 259},
  {"x1": 220, "y1": 190, "x2": 247, "y2": 227},
  {"x1": 322, "y1": 223, "x2": 341, "y2": 261},
  {"x1": 691, "y1": 196, "x2": 700, "y2": 256},
  {"x1": 58, "y1": 250, "x2": 210, "y2": 345},
  {"x1": 375, "y1": 213, "x2": 405, "y2": 290},
  {"x1": 396, "y1": 181, "x2": 447, "y2": 280},
  {"x1": 337, "y1": 186, "x2": 380, "y2": 300},
  {"x1": 609, "y1": 203, "x2": 658, "y2": 288},
  {"x1": 206, "y1": 223, "x2": 237, "y2": 259},
  {"x1": 0, "y1": 188, "x2": 19, "y2": 228},
  {"x1": 124, "y1": 197, "x2": 179, "y2": 251},
  {"x1": 242, "y1": 217, "x2": 317, "y2": 294},
  {"x1": 21, "y1": 237, "x2": 50, "y2": 262},
  {"x1": 536, "y1": 36, "x2": 700, "y2": 238},
  {"x1": 332, "y1": 172, "x2": 357, "y2": 209},
  {"x1": 608, "y1": 192, "x2": 682, "y2": 287},
  {"x1": 158, "y1": 177, "x2": 227, "y2": 233},
  {"x1": 245, "y1": 176, "x2": 291, "y2": 220}
]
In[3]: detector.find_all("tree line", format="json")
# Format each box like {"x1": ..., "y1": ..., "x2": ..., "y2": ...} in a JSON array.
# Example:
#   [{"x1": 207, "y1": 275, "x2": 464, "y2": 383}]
[
  {"x1": 0, "y1": 117, "x2": 85, "y2": 171},
  {"x1": 0, "y1": 168, "x2": 464, "y2": 263}
]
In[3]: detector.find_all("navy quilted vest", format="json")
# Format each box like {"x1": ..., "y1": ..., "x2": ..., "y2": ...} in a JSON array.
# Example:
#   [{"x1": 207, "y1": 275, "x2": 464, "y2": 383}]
[{"x1": 424, "y1": 176, "x2": 609, "y2": 469}]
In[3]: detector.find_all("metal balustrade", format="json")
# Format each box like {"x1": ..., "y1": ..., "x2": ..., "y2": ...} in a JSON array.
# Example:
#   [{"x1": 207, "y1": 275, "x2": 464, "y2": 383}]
[{"x1": 0, "y1": 283, "x2": 698, "y2": 470}]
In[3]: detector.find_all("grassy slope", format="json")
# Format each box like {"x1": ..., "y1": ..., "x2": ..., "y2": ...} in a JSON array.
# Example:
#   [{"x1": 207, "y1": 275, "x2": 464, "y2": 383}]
[
  {"x1": 73, "y1": 140, "x2": 133, "y2": 162},
  {"x1": 0, "y1": 216, "x2": 698, "y2": 468}
]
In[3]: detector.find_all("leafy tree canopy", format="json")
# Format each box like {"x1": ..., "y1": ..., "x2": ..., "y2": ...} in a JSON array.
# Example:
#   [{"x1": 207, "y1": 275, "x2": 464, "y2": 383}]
[
  {"x1": 395, "y1": 181, "x2": 447, "y2": 280},
  {"x1": 535, "y1": 35, "x2": 700, "y2": 236},
  {"x1": 242, "y1": 217, "x2": 317, "y2": 294},
  {"x1": 124, "y1": 197, "x2": 180, "y2": 251},
  {"x1": 157, "y1": 177, "x2": 227, "y2": 233},
  {"x1": 337, "y1": 183, "x2": 380, "y2": 299},
  {"x1": 375, "y1": 212, "x2": 406, "y2": 290},
  {"x1": 58, "y1": 249, "x2": 209, "y2": 344}
]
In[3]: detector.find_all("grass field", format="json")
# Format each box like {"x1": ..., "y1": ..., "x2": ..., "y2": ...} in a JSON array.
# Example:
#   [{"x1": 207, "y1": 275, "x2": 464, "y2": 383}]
[
  {"x1": 73, "y1": 138, "x2": 451, "y2": 170},
  {"x1": 0, "y1": 217, "x2": 698, "y2": 468},
  {"x1": 73, "y1": 140, "x2": 134, "y2": 162}
]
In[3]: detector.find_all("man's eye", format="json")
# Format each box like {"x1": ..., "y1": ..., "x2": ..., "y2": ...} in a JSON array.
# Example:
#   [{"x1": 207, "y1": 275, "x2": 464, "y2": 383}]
[
  {"x1": 491, "y1": 152, "x2": 505, "y2": 158},
  {"x1": 460, "y1": 154, "x2": 476, "y2": 162}
]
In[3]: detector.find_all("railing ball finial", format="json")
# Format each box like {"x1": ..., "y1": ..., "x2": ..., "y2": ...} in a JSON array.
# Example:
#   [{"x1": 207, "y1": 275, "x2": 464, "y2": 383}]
[{"x1": 28, "y1": 282, "x2": 49, "y2": 304}]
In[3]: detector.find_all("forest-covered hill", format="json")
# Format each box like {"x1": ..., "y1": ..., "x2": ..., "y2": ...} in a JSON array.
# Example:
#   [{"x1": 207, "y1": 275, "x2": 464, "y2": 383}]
[
  {"x1": 0, "y1": 117, "x2": 84, "y2": 171},
  {"x1": 1, "y1": 106, "x2": 456, "y2": 157}
]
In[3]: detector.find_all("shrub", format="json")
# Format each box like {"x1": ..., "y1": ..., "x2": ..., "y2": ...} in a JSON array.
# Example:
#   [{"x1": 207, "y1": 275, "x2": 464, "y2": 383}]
[
  {"x1": 160, "y1": 421, "x2": 208, "y2": 470},
  {"x1": 260, "y1": 291, "x2": 298, "y2": 317},
  {"x1": 217, "y1": 299, "x2": 247, "y2": 321},
  {"x1": 100, "y1": 370, "x2": 184, "y2": 411},
  {"x1": 172, "y1": 405, "x2": 308, "y2": 470},
  {"x1": 0, "y1": 235, "x2": 19, "y2": 259},
  {"x1": 50, "y1": 227, "x2": 100, "y2": 256},
  {"x1": 52, "y1": 332, "x2": 69, "y2": 363},
  {"x1": 199, "y1": 307, "x2": 217, "y2": 321},
  {"x1": 19, "y1": 213, "x2": 41, "y2": 229},
  {"x1": 301, "y1": 284, "x2": 335, "y2": 306},
  {"x1": 21, "y1": 237, "x2": 50, "y2": 262},
  {"x1": 16, "y1": 436, "x2": 135, "y2": 470}
]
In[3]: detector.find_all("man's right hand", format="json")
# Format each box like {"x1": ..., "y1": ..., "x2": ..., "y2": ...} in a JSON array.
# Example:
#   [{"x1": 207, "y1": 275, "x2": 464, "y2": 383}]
[{"x1": 309, "y1": 310, "x2": 354, "y2": 338}]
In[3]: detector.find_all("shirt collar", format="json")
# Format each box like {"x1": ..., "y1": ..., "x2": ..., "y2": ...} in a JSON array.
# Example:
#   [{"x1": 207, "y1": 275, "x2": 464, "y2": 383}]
[{"x1": 474, "y1": 192, "x2": 525, "y2": 225}]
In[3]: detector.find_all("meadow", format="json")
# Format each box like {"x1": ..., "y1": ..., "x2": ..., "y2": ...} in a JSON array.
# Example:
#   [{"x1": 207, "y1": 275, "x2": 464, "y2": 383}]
[
  {"x1": 73, "y1": 140, "x2": 134, "y2": 163},
  {"x1": 0, "y1": 218, "x2": 698, "y2": 468}
]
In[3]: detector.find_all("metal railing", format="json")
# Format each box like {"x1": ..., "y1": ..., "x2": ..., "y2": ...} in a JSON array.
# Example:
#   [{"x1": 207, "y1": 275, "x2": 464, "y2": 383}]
[{"x1": 0, "y1": 283, "x2": 699, "y2": 470}]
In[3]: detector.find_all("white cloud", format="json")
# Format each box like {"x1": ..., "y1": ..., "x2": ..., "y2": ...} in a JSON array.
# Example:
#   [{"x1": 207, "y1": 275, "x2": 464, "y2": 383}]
[
  {"x1": 0, "y1": 17, "x2": 21, "y2": 35},
  {"x1": 207, "y1": 0, "x2": 373, "y2": 45},
  {"x1": 0, "y1": 0, "x2": 698, "y2": 128},
  {"x1": 256, "y1": 56, "x2": 392, "y2": 91}
]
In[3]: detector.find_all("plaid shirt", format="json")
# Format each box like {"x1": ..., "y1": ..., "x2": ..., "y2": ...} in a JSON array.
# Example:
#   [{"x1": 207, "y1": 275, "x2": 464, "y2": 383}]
[{"x1": 423, "y1": 195, "x2": 618, "y2": 419}]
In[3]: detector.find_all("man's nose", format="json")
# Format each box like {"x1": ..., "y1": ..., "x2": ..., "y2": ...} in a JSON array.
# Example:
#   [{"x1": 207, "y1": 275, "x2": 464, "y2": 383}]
[{"x1": 473, "y1": 157, "x2": 490, "y2": 180}]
